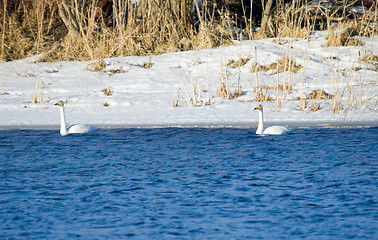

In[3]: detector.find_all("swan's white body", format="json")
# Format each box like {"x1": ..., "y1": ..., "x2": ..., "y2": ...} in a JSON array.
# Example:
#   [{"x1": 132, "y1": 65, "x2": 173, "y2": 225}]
[
  {"x1": 254, "y1": 105, "x2": 291, "y2": 135},
  {"x1": 55, "y1": 101, "x2": 97, "y2": 136}
]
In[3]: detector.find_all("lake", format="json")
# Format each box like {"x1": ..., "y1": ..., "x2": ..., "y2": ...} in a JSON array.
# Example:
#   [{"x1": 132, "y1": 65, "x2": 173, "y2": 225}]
[{"x1": 0, "y1": 127, "x2": 377, "y2": 239}]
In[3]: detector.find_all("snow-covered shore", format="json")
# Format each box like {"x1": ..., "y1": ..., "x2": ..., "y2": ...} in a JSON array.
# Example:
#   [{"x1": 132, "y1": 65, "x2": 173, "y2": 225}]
[{"x1": 0, "y1": 31, "x2": 377, "y2": 130}]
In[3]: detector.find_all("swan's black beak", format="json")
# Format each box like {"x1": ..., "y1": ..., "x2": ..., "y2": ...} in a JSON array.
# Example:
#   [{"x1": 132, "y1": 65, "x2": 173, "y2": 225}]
[
  {"x1": 54, "y1": 102, "x2": 58, "y2": 105},
  {"x1": 254, "y1": 106, "x2": 259, "y2": 110}
]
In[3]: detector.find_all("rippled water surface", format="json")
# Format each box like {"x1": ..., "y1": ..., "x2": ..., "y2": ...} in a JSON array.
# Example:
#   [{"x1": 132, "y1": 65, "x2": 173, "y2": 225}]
[{"x1": 1, "y1": 127, "x2": 377, "y2": 239}]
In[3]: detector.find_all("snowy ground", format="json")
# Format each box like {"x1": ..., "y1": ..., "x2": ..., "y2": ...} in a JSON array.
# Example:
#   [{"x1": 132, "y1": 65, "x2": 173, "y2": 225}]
[{"x1": 0, "y1": 31, "x2": 377, "y2": 130}]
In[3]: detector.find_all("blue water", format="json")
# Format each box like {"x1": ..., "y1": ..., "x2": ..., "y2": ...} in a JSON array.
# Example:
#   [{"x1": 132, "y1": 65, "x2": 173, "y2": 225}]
[{"x1": 0, "y1": 127, "x2": 377, "y2": 239}]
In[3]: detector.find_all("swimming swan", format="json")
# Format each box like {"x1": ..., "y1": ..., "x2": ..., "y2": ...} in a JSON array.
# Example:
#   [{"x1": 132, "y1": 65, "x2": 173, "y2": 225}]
[
  {"x1": 55, "y1": 100, "x2": 97, "y2": 136},
  {"x1": 254, "y1": 104, "x2": 291, "y2": 135}
]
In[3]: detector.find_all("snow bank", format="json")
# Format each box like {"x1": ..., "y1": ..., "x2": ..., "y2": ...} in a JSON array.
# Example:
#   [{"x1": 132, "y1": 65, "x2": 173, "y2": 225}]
[{"x1": 0, "y1": 32, "x2": 377, "y2": 130}]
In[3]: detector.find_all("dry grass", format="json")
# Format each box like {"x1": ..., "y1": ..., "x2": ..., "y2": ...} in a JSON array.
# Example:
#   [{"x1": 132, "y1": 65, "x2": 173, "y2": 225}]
[
  {"x1": 253, "y1": 89, "x2": 274, "y2": 102},
  {"x1": 306, "y1": 89, "x2": 331, "y2": 100},
  {"x1": 331, "y1": 97, "x2": 343, "y2": 113},
  {"x1": 102, "y1": 85, "x2": 112, "y2": 96},
  {"x1": 361, "y1": 52, "x2": 378, "y2": 62},
  {"x1": 216, "y1": 81, "x2": 228, "y2": 98},
  {"x1": 298, "y1": 100, "x2": 321, "y2": 112},
  {"x1": 324, "y1": 16, "x2": 378, "y2": 46},
  {"x1": 215, "y1": 81, "x2": 243, "y2": 99},
  {"x1": 360, "y1": 52, "x2": 378, "y2": 68},
  {"x1": 229, "y1": 88, "x2": 243, "y2": 99},
  {"x1": 325, "y1": 28, "x2": 364, "y2": 47},
  {"x1": 131, "y1": 61, "x2": 154, "y2": 69},
  {"x1": 272, "y1": 39, "x2": 297, "y2": 45},
  {"x1": 227, "y1": 57, "x2": 250, "y2": 68},
  {"x1": 0, "y1": 0, "x2": 245, "y2": 62},
  {"x1": 271, "y1": 0, "x2": 377, "y2": 38},
  {"x1": 1, "y1": 0, "x2": 376, "y2": 62},
  {"x1": 328, "y1": 56, "x2": 340, "y2": 61},
  {"x1": 299, "y1": 99, "x2": 307, "y2": 111},
  {"x1": 143, "y1": 62, "x2": 154, "y2": 69},
  {"x1": 172, "y1": 100, "x2": 179, "y2": 107},
  {"x1": 251, "y1": 57, "x2": 302, "y2": 75},
  {"x1": 310, "y1": 104, "x2": 321, "y2": 112},
  {"x1": 108, "y1": 67, "x2": 126, "y2": 74},
  {"x1": 261, "y1": 84, "x2": 293, "y2": 91},
  {"x1": 87, "y1": 60, "x2": 107, "y2": 72}
]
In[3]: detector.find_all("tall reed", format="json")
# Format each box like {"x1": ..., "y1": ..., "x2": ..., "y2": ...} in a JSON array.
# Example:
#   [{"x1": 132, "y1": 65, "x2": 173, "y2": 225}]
[
  {"x1": 0, "y1": 0, "x2": 376, "y2": 62},
  {"x1": 1, "y1": 0, "x2": 242, "y2": 61}
]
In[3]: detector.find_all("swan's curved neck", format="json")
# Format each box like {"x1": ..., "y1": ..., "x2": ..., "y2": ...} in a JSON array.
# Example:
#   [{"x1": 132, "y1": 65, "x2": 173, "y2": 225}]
[
  {"x1": 59, "y1": 106, "x2": 68, "y2": 136},
  {"x1": 256, "y1": 110, "x2": 264, "y2": 134}
]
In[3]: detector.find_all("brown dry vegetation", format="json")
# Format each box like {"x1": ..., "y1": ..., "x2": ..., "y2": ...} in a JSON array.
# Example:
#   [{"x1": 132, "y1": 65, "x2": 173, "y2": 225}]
[
  {"x1": 360, "y1": 52, "x2": 378, "y2": 68},
  {"x1": 268, "y1": 0, "x2": 377, "y2": 39},
  {"x1": 298, "y1": 99, "x2": 323, "y2": 112},
  {"x1": 215, "y1": 81, "x2": 243, "y2": 99},
  {"x1": 261, "y1": 84, "x2": 292, "y2": 91},
  {"x1": 310, "y1": 104, "x2": 321, "y2": 112},
  {"x1": 101, "y1": 85, "x2": 112, "y2": 95},
  {"x1": 306, "y1": 89, "x2": 331, "y2": 100},
  {"x1": 0, "y1": 0, "x2": 376, "y2": 62},
  {"x1": 253, "y1": 89, "x2": 274, "y2": 102},
  {"x1": 325, "y1": 26, "x2": 365, "y2": 47},
  {"x1": 87, "y1": 59, "x2": 107, "y2": 71},
  {"x1": 0, "y1": 0, "x2": 259, "y2": 62},
  {"x1": 227, "y1": 57, "x2": 251, "y2": 68},
  {"x1": 251, "y1": 56, "x2": 302, "y2": 75}
]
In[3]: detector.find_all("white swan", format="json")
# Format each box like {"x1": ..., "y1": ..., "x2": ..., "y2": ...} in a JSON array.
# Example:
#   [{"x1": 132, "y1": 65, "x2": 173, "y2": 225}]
[
  {"x1": 55, "y1": 100, "x2": 97, "y2": 136},
  {"x1": 254, "y1": 104, "x2": 291, "y2": 135}
]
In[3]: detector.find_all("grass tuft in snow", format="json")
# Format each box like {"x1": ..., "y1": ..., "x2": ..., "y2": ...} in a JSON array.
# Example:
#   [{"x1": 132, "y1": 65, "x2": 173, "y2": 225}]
[
  {"x1": 108, "y1": 67, "x2": 126, "y2": 74},
  {"x1": 261, "y1": 84, "x2": 293, "y2": 92},
  {"x1": 250, "y1": 57, "x2": 302, "y2": 75},
  {"x1": 216, "y1": 81, "x2": 243, "y2": 100},
  {"x1": 306, "y1": 90, "x2": 332, "y2": 100},
  {"x1": 216, "y1": 81, "x2": 228, "y2": 98},
  {"x1": 132, "y1": 62, "x2": 154, "y2": 69},
  {"x1": 87, "y1": 60, "x2": 107, "y2": 72},
  {"x1": 143, "y1": 62, "x2": 154, "y2": 69},
  {"x1": 102, "y1": 85, "x2": 112, "y2": 96},
  {"x1": 310, "y1": 104, "x2": 322, "y2": 112},
  {"x1": 325, "y1": 34, "x2": 364, "y2": 47},
  {"x1": 253, "y1": 89, "x2": 274, "y2": 102},
  {"x1": 360, "y1": 52, "x2": 378, "y2": 68},
  {"x1": 172, "y1": 100, "x2": 179, "y2": 108},
  {"x1": 227, "y1": 57, "x2": 251, "y2": 68}
]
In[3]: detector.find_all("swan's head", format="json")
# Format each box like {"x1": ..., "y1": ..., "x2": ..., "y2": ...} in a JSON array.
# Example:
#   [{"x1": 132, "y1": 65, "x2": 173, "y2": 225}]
[
  {"x1": 254, "y1": 104, "x2": 263, "y2": 112},
  {"x1": 54, "y1": 100, "x2": 64, "y2": 107}
]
